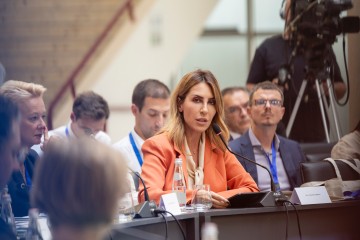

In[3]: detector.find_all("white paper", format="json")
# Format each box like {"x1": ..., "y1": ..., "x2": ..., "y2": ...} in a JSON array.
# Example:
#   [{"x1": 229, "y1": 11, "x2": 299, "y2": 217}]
[
  {"x1": 290, "y1": 186, "x2": 331, "y2": 205},
  {"x1": 159, "y1": 192, "x2": 182, "y2": 215}
]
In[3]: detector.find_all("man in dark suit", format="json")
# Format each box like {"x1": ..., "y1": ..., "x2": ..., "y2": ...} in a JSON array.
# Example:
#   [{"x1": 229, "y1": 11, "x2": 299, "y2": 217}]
[{"x1": 229, "y1": 81, "x2": 305, "y2": 191}]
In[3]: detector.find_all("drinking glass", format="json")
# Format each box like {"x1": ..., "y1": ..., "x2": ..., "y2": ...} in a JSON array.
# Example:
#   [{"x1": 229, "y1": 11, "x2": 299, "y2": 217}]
[{"x1": 191, "y1": 184, "x2": 212, "y2": 211}]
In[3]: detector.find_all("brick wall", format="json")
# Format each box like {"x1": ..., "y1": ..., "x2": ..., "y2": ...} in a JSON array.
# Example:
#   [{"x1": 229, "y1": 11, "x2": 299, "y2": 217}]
[{"x1": 0, "y1": 0, "x2": 132, "y2": 107}]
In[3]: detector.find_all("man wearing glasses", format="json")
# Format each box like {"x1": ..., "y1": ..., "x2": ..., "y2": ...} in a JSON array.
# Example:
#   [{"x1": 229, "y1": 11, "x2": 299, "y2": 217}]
[
  {"x1": 32, "y1": 91, "x2": 111, "y2": 155},
  {"x1": 222, "y1": 87, "x2": 251, "y2": 141},
  {"x1": 229, "y1": 81, "x2": 305, "y2": 192}
]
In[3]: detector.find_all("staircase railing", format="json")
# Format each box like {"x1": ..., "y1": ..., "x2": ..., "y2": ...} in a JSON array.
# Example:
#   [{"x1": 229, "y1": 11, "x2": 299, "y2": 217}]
[{"x1": 47, "y1": 0, "x2": 135, "y2": 129}]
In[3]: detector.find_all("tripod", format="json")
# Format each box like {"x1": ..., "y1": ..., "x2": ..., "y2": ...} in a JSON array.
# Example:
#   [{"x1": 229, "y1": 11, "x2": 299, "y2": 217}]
[{"x1": 285, "y1": 77, "x2": 341, "y2": 143}]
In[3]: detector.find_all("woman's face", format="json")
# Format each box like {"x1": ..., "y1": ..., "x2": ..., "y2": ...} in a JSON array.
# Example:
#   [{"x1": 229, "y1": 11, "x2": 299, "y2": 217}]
[
  {"x1": 179, "y1": 82, "x2": 217, "y2": 136},
  {"x1": 19, "y1": 96, "x2": 47, "y2": 148}
]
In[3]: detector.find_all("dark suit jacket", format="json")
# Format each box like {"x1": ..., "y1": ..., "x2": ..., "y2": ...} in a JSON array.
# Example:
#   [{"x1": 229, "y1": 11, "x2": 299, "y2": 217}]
[
  {"x1": 229, "y1": 131, "x2": 305, "y2": 190},
  {"x1": 7, "y1": 149, "x2": 38, "y2": 217}
]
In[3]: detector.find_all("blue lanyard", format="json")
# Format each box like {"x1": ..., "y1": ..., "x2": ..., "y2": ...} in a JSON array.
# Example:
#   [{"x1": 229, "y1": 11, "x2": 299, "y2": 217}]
[
  {"x1": 25, "y1": 166, "x2": 32, "y2": 189},
  {"x1": 65, "y1": 126, "x2": 70, "y2": 138},
  {"x1": 129, "y1": 133, "x2": 143, "y2": 167},
  {"x1": 263, "y1": 140, "x2": 280, "y2": 191}
]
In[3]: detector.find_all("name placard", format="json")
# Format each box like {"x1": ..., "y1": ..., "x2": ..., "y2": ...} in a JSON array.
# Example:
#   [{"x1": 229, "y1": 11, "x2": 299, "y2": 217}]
[
  {"x1": 159, "y1": 192, "x2": 181, "y2": 215},
  {"x1": 290, "y1": 186, "x2": 331, "y2": 205}
]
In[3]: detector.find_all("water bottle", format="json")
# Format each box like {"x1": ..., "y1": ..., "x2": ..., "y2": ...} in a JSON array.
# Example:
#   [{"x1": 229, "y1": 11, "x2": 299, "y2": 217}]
[
  {"x1": 172, "y1": 157, "x2": 186, "y2": 210},
  {"x1": 26, "y1": 208, "x2": 42, "y2": 240},
  {"x1": 1, "y1": 187, "x2": 17, "y2": 235}
]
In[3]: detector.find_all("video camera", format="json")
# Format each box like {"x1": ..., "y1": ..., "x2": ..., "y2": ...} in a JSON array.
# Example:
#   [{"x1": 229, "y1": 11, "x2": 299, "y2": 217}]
[{"x1": 287, "y1": 0, "x2": 359, "y2": 79}]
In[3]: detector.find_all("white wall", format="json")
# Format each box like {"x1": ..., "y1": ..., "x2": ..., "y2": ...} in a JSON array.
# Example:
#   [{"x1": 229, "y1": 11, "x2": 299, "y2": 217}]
[{"x1": 88, "y1": 0, "x2": 218, "y2": 142}]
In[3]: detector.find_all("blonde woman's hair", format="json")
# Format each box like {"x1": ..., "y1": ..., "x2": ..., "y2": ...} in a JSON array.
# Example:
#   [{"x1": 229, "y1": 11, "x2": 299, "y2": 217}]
[
  {"x1": 161, "y1": 69, "x2": 229, "y2": 153},
  {"x1": 0, "y1": 80, "x2": 46, "y2": 104},
  {"x1": 31, "y1": 138, "x2": 128, "y2": 228}
]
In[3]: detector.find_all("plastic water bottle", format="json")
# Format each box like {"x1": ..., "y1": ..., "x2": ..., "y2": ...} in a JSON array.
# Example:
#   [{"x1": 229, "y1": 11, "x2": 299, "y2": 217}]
[
  {"x1": 26, "y1": 208, "x2": 42, "y2": 240},
  {"x1": 172, "y1": 157, "x2": 186, "y2": 210},
  {"x1": 1, "y1": 187, "x2": 17, "y2": 235}
]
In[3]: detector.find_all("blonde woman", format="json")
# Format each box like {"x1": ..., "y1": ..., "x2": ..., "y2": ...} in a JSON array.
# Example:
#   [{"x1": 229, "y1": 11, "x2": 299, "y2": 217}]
[
  {"x1": 0, "y1": 80, "x2": 47, "y2": 216},
  {"x1": 139, "y1": 69, "x2": 259, "y2": 208}
]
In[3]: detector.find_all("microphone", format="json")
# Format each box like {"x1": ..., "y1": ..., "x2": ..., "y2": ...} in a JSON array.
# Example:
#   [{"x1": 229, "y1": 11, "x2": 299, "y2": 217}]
[
  {"x1": 212, "y1": 123, "x2": 287, "y2": 207},
  {"x1": 128, "y1": 169, "x2": 157, "y2": 218},
  {"x1": 132, "y1": 171, "x2": 150, "y2": 202}
]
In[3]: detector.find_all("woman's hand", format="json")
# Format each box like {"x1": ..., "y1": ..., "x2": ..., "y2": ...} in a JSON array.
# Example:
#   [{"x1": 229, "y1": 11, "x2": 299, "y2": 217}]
[
  {"x1": 40, "y1": 126, "x2": 49, "y2": 151},
  {"x1": 40, "y1": 128, "x2": 61, "y2": 152},
  {"x1": 210, "y1": 191, "x2": 230, "y2": 209}
]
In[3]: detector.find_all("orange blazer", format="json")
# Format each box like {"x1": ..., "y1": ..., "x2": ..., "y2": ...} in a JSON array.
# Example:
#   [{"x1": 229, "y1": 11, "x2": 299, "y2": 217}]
[{"x1": 139, "y1": 132, "x2": 259, "y2": 204}]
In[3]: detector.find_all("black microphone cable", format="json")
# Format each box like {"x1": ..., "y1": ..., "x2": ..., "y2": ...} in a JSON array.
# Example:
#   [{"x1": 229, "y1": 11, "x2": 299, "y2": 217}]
[
  {"x1": 284, "y1": 201, "x2": 290, "y2": 240},
  {"x1": 286, "y1": 200, "x2": 302, "y2": 240},
  {"x1": 153, "y1": 209, "x2": 186, "y2": 240},
  {"x1": 132, "y1": 170, "x2": 150, "y2": 202},
  {"x1": 158, "y1": 212, "x2": 169, "y2": 240},
  {"x1": 277, "y1": 199, "x2": 302, "y2": 240}
]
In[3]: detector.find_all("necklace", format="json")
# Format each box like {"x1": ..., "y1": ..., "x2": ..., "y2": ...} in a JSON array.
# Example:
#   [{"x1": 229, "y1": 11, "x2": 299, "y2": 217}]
[{"x1": 189, "y1": 147, "x2": 197, "y2": 156}]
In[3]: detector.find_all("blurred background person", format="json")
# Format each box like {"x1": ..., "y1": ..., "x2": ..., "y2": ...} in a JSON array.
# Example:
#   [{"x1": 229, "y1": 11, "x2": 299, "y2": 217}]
[
  {"x1": 32, "y1": 91, "x2": 111, "y2": 156},
  {"x1": 31, "y1": 138, "x2": 128, "y2": 240},
  {"x1": 113, "y1": 79, "x2": 170, "y2": 205},
  {"x1": 113, "y1": 79, "x2": 170, "y2": 174},
  {"x1": 0, "y1": 95, "x2": 21, "y2": 240},
  {"x1": 114, "y1": 79, "x2": 170, "y2": 173},
  {"x1": 331, "y1": 119, "x2": 360, "y2": 160},
  {"x1": 0, "y1": 80, "x2": 47, "y2": 217},
  {"x1": 246, "y1": 0, "x2": 346, "y2": 143},
  {"x1": 221, "y1": 86, "x2": 251, "y2": 141},
  {"x1": 139, "y1": 69, "x2": 258, "y2": 208},
  {"x1": 229, "y1": 81, "x2": 305, "y2": 191}
]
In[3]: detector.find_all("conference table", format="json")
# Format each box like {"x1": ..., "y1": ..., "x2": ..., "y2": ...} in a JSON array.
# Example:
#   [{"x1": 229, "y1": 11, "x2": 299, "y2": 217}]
[
  {"x1": 110, "y1": 200, "x2": 360, "y2": 240},
  {"x1": 111, "y1": 211, "x2": 199, "y2": 240}
]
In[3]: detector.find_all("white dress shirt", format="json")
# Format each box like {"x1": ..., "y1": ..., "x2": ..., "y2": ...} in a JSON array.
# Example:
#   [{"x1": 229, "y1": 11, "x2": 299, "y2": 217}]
[{"x1": 113, "y1": 129, "x2": 144, "y2": 173}]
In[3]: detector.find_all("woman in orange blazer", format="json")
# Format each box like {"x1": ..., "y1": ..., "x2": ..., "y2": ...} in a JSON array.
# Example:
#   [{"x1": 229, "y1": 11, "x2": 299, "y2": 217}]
[{"x1": 139, "y1": 69, "x2": 259, "y2": 208}]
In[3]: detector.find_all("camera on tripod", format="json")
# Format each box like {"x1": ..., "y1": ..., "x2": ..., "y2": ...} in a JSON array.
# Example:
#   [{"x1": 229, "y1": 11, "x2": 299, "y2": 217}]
[
  {"x1": 282, "y1": 0, "x2": 359, "y2": 142},
  {"x1": 287, "y1": 0, "x2": 359, "y2": 79}
]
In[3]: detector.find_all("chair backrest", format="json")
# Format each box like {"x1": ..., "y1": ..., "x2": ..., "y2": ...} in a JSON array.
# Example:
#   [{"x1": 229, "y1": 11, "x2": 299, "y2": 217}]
[
  {"x1": 300, "y1": 142, "x2": 336, "y2": 162},
  {"x1": 301, "y1": 160, "x2": 360, "y2": 183}
]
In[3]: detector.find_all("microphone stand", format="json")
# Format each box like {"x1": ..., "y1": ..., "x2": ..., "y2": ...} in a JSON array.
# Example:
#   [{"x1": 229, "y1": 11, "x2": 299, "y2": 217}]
[
  {"x1": 129, "y1": 170, "x2": 157, "y2": 218},
  {"x1": 212, "y1": 123, "x2": 287, "y2": 207}
]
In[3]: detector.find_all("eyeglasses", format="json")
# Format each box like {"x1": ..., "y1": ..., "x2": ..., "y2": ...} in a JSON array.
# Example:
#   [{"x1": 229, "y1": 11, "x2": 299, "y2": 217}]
[{"x1": 253, "y1": 99, "x2": 282, "y2": 107}]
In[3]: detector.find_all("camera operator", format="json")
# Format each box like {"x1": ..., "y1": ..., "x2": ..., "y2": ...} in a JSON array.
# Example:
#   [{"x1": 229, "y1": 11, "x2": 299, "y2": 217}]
[{"x1": 246, "y1": 0, "x2": 346, "y2": 143}]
